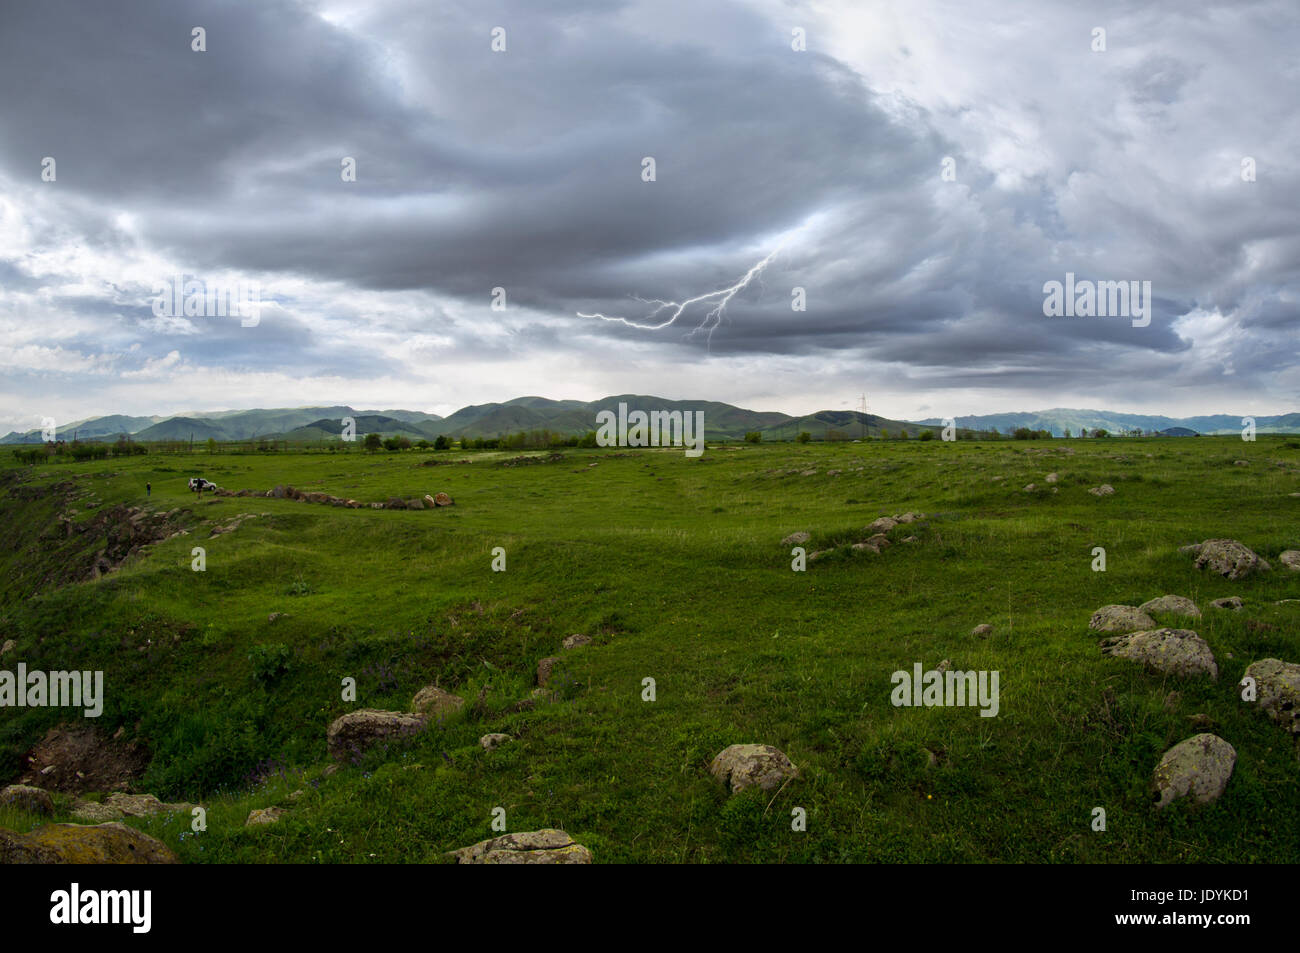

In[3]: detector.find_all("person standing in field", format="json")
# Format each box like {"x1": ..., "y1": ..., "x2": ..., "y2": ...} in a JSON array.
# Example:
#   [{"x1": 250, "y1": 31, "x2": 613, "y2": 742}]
[{"x1": 146, "y1": 481, "x2": 151, "y2": 497}]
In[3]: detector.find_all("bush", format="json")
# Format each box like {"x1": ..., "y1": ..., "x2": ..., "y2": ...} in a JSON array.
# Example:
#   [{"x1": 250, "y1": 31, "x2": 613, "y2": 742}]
[
  {"x1": 796, "y1": 431, "x2": 811, "y2": 444},
  {"x1": 919, "y1": 429, "x2": 935, "y2": 441},
  {"x1": 363, "y1": 433, "x2": 382, "y2": 452},
  {"x1": 248, "y1": 643, "x2": 293, "y2": 685},
  {"x1": 433, "y1": 434, "x2": 451, "y2": 450},
  {"x1": 744, "y1": 431, "x2": 762, "y2": 444}
]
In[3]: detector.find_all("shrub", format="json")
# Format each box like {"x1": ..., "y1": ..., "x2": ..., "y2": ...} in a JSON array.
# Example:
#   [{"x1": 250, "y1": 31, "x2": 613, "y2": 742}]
[
  {"x1": 744, "y1": 431, "x2": 762, "y2": 444},
  {"x1": 919, "y1": 429, "x2": 935, "y2": 441},
  {"x1": 796, "y1": 431, "x2": 811, "y2": 444},
  {"x1": 248, "y1": 643, "x2": 293, "y2": 685}
]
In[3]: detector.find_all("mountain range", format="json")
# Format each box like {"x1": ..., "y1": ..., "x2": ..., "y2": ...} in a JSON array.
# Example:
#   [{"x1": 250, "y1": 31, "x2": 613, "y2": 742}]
[{"x1": 4, "y1": 399, "x2": 1299, "y2": 444}]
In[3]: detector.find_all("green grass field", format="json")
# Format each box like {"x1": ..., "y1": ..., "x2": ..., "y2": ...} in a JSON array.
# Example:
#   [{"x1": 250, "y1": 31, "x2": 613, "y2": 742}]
[{"x1": 2, "y1": 436, "x2": 1298, "y2": 863}]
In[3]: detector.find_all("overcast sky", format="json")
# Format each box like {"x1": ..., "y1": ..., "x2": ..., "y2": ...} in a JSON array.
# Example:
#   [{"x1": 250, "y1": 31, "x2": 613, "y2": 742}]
[{"x1": 1, "y1": 0, "x2": 1297, "y2": 430}]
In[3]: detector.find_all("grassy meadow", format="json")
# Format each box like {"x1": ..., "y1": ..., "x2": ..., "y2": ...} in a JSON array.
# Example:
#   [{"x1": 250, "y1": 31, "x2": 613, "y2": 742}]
[{"x1": 1, "y1": 435, "x2": 1298, "y2": 863}]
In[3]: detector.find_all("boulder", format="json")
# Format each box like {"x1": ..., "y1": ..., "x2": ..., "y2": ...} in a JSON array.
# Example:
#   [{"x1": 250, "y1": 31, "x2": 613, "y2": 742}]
[
  {"x1": 1190, "y1": 539, "x2": 1270, "y2": 580},
  {"x1": 479, "y1": 733, "x2": 512, "y2": 751},
  {"x1": 105, "y1": 793, "x2": 193, "y2": 817},
  {"x1": 246, "y1": 807, "x2": 285, "y2": 827},
  {"x1": 0, "y1": 639, "x2": 14, "y2": 656},
  {"x1": 1088, "y1": 605, "x2": 1156, "y2": 634},
  {"x1": 71, "y1": 800, "x2": 125, "y2": 823},
  {"x1": 0, "y1": 784, "x2": 54, "y2": 816},
  {"x1": 1278, "y1": 550, "x2": 1300, "y2": 571},
  {"x1": 434, "y1": 492, "x2": 453, "y2": 506},
  {"x1": 449, "y1": 829, "x2": 592, "y2": 864},
  {"x1": 406, "y1": 498, "x2": 425, "y2": 510},
  {"x1": 1045, "y1": 473, "x2": 1059, "y2": 483},
  {"x1": 971, "y1": 623, "x2": 993, "y2": 638},
  {"x1": 1210, "y1": 597, "x2": 1244, "y2": 611},
  {"x1": 1152, "y1": 734, "x2": 1236, "y2": 809},
  {"x1": 1242, "y1": 658, "x2": 1300, "y2": 735},
  {"x1": 895, "y1": 512, "x2": 924, "y2": 523},
  {"x1": 866, "y1": 533, "x2": 891, "y2": 550},
  {"x1": 781, "y1": 531, "x2": 811, "y2": 546},
  {"x1": 327, "y1": 709, "x2": 429, "y2": 761},
  {"x1": 410, "y1": 686, "x2": 464, "y2": 719},
  {"x1": 424, "y1": 494, "x2": 438, "y2": 508},
  {"x1": 1023, "y1": 484, "x2": 1036, "y2": 492},
  {"x1": 0, "y1": 822, "x2": 178, "y2": 864},
  {"x1": 1088, "y1": 484, "x2": 1115, "y2": 496},
  {"x1": 1138, "y1": 595, "x2": 1202, "y2": 619},
  {"x1": 867, "y1": 517, "x2": 898, "y2": 534},
  {"x1": 561, "y1": 634, "x2": 592, "y2": 650},
  {"x1": 708, "y1": 744, "x2": 799, "y2": 794},
  {"x1": 1099, "y1": 628, "x2": 1218, "y2": 679},
  {"x1": 537, "y1": 656, "x2": 561, "y2": 687}
]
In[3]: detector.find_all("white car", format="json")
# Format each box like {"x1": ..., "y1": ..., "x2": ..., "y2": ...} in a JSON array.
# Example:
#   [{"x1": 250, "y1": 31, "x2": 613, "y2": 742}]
[{"x1": 188, "y1": 477, "x2": 218, "y2": 492}]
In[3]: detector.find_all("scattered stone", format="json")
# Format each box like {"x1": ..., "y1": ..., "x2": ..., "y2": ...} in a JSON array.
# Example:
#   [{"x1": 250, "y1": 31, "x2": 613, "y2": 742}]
[
  {"x1": 866, "y1": 517, "x2": 898, "y2": 534},
  {"x1": 1099, "y1": 628, "x2": 1218, "y2": 679},
  {"x1": 434, "y1": 492, "x2": 453, "y2": 506},
  {"x1": 411, "y1": 686, "x2": 465, "y2": 719},
  {"x1": 895, "y1": 512, "x2": 924, "y2": 523},
  {"x1": 1138, "y1": 595, "x2": 1202, "y2": 619},
  {"x1": 1189, "y1": 538, "x2": 1271, "y2": 580},
  {"x1": 70, "y1": 800, "x2": 124, "y2": 823},
  {"x1": 865, "y1": 533, "x2": 890, "y2": 550},
  {"x1": 1210, "y1": 597, "x2": 1244, "y2": 611},
  {"x1": 0, "y1": 784, "x2": 53, "y2": 816},
  {"x1": 1242, "y1": 658, "x2": 1300, "y2": 735},
  {"x1": 536, "y1": 656, "x2": 561, "y2": 687},
  {"x1": 1045, "y1": 473, "x2": 1059, "y2": 483},
  {"x1": 424, "y1": 494, "x2": 438, "y2": 508},
  {"x1": 561, "y1": 634, "x2": 592, "y2": 650},
  {"x1": 0, "y1": 822, "x2": 179, "y2": 864},
  {"x1": 807, "y1": 549, "x2": 830, "y2": 562},
  {"x1": 1023, "y1": 484, "x2": 1036, "y2": 492},
  {"x1": 0, "y1": 639, "x2": 14, "y2": 656},
  {"x1": 267, "y1": 612, "x2": 285, "y2": 622},
  {"x1": 1278, "y1": 550, "x2": 1300, "y2": 571},
  {"x1": 901, "y1": 535, "x2": 917, "y2": 543},
  {"x1": 326, "y1": 709, "x2": 429, "y2": 761},
  {"x1": 1088, "y1": 484, "x2": 1115, "y2": 496},
  {"x1": 971, "y1": 624, "x2": 993, "y2": 638},
  {"x1": 1233, "y1": 460, "x2": 1249, "y2": 467},
  {"x1": 780, "y1": 531, "x2": 811, "y2": 546},
  {"x1": 104, "y1": 793, "x2": 193, "y2": 817},
  {"x1": 479, "y1": 733, "x2": 512, "y2": 751},
  {"x1": 1152, "y1": 734, "x2": 1236, "y2": 809},
  {"x1": 1088, "y1": 605, "x2": 1156, "y2": 634},
  {"x1": 708, "y1": 744, "x2": 799, "y2": 794},
  {"x1": 246, "y1": 807, "x2": 285, "y2": 827},
  {"x1": 449, "y1": 829, "x2": 592, "y2": 864},
  {"x1": 936, "y1": 659, "x2": 951, "y2": 673}
]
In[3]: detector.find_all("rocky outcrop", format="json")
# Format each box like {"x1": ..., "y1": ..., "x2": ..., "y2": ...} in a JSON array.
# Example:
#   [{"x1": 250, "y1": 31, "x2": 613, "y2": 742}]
[
  {"x1": 1152, "y1": 734, "x2": 1236, "y2": 809},
  {"x1": 708, "y1": 744, "x2": 799, "y2": 794},
  {"x1": 410, "y1": 686, "x2": 464, "y2": 719},
  {"x1": 449, "y1": 829, "x2": 592, "y2": 864},
  {"x1": 327, "y1": 709, "x2": 429, "y2": 762},
  {"x1": 0, "y1": 784, "x2": 54, "y2": 816},
  {"x1": 1138, "y1": 595, "x2": 1201, "y2": 619},
  {"x1": 1242, "y1": 658, "x2": 1300, "y2": 736},
  {"x1": 0, "y1": 822, "x2": 179, "y2": 864},
  {"x1": 1099, "y1": 628, "x2": 1218, "y2": 679},
  {"x1": 1184, "y1": 539, "x2": 1271, "y2": 580},
  {"x1": 1088, "y1": 605, "x2": 1156, "y2": 634}
]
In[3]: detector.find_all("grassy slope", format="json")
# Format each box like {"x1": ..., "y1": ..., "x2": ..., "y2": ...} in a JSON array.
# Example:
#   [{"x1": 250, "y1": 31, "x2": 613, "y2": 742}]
[{"x1": 1, "y1": 437, "x2": 1298, "y2": 863}]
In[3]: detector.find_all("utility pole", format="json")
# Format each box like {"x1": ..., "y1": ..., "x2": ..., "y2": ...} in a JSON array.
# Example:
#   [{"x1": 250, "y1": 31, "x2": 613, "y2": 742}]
[{"x1": 858, "y1": 394, "x2": 868, "y2": 440}]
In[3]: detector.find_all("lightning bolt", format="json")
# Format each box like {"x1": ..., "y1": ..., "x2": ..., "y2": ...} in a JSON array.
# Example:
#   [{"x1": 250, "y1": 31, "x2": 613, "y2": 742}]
[{"x1": 577, "y1": 238, "x2": 789, "y2": 347}]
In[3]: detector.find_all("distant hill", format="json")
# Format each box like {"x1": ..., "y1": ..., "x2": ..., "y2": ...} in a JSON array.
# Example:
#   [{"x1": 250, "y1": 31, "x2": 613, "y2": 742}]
[
  {"x1": 917, "y1": 408, "x2": 1300, "y2": 437},
  {"x1": 7, "y1": 399, "x2": 1300, "y2": 446}
]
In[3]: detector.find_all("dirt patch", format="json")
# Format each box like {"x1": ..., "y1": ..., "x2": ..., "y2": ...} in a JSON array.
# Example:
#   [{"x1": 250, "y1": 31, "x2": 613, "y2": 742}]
[{"x1": 16, "y1": 723, "x2": 151, "y2": 794}]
